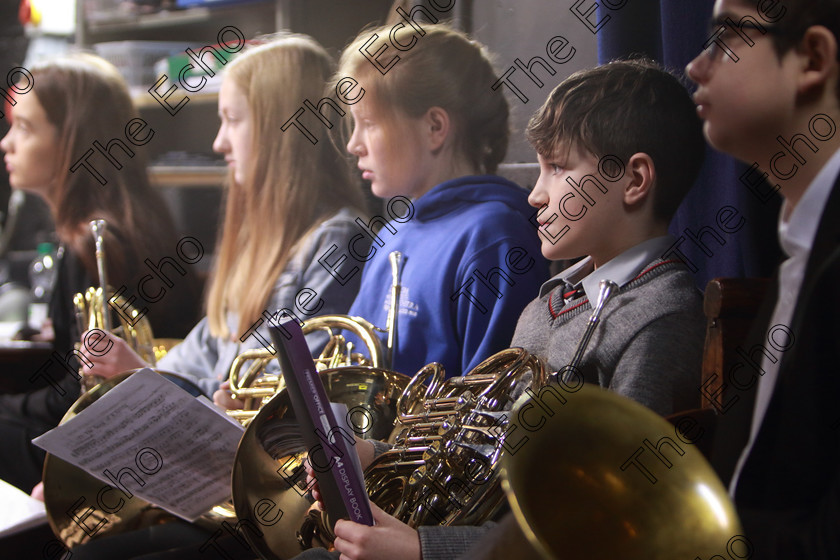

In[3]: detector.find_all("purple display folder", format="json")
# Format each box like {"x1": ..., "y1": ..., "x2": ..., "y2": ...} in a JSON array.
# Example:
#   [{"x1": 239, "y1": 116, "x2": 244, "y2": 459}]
[{"x1": 268, "y1": 318, "x2": 374, "y2": 527}]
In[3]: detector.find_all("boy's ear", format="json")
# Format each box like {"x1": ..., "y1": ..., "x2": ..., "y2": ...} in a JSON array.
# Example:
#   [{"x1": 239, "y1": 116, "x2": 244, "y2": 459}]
[
  {"x1": 623, "y1": 152, "x2": 656, "y2": 207},
  {"x1": 423, "y1": 106, "x2": 451, "y2": 152},
  {"x1": 795, "y1": 25, "x2": 839, "y2": 97}
]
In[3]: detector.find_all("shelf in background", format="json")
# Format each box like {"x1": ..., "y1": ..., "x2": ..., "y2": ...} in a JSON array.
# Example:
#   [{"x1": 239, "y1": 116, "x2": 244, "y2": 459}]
[
  {"x1": 85, "y1": 2, "x2": 273, "y2": 35},
  {"x1": 133, "y1": 90, "x2": 218, "y2": 109},
  {"x1": 150, "y1": 165, "x2": 226, "y2": 187},
  {"x1": 148, "y1": 163, "x2": 539, "y2": 190}
]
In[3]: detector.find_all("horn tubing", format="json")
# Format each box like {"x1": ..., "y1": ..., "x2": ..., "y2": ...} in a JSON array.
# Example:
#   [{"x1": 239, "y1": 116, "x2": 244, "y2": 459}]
[
  {"x1": 89, "y1": 220, "x2": 111, "y2": 332},
  {"x1": 560, "y1": 279, "x2": 618, "y2": 382},
  {"x1": 386, "y1": 251, "x2": 405, "y2": 369}
]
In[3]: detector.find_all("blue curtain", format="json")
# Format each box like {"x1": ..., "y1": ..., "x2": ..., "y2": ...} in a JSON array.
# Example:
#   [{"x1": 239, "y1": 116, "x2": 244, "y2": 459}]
[{"x1": 596, "y1": 0, "x2": 781, "y2": 289}]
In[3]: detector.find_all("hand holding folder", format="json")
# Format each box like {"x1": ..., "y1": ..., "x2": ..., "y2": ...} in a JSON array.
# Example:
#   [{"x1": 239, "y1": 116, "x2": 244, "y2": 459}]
[{"x1": 268, "y1": 318, "x2": 374, "y2": 529}]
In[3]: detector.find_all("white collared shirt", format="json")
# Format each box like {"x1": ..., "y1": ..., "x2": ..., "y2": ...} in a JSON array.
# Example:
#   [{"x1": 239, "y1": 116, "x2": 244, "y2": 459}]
[
  {"x1": 730, "y1": 146, "x2": 840, "y2": 495},
  {"x1": 537, "y1": 235, "x2": 678, "y2": 301}
]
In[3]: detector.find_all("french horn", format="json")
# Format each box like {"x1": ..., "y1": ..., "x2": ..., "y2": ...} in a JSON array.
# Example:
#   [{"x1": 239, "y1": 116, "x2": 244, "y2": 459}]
[
  {"x1": 492, "y1": 280, "x2": 742, "y2": 558},
  {"x1": 228, "y1": 281, "x2": 623, "y2": 559},
  {"x1": 44, "y1": 250, "x2": 410, "y2": 549},
  {"x1": 44, "y1": 219, "x2": 190, "y2": 547},
  {"x1": 500, "y1": 385, "x2": 741, "y2": 559}
]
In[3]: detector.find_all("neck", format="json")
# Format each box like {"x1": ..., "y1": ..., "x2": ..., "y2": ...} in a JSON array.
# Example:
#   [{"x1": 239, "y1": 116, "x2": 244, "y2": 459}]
[
  {"x1": 761, "y1": 105, "x2": 840, "y2": 211},
  {"x1": 591, "y1": 221, "x2": 668, "y2": 269},
  {"x1": 779, "y1": 137, "x2": 840, "y2": 210}
]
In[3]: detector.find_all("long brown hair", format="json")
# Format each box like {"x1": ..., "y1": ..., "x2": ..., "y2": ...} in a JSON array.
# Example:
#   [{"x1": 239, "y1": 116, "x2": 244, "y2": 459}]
[
  {"x1": 206, "y1": 35, "x2": 364, "y2": 338},
  {"x1": 30, "y1": 54, "x2": 177, "y2": 288}
]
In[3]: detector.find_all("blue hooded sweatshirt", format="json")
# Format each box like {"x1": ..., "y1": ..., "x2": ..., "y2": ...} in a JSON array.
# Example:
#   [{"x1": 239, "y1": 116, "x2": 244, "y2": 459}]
[{"x1": 347, "y1": 175, "x2": 548, "y2": 378}]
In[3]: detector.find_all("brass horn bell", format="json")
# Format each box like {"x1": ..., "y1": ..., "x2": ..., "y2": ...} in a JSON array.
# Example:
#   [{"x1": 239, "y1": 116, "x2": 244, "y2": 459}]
[{"x1": 501, "y1": 384, "x2": 742, "y2": 559}]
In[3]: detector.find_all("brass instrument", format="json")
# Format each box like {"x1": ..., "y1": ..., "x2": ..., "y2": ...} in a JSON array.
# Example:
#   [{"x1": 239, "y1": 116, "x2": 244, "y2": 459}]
[
  {"x1": 496, "y1": 278, "x2": 741, "y2": 558},
  {"x1": 44, "y1": 218, "x2": 180, "y2": 547},
  {"x1": 500, "y1": 385, "x2": 741, "y2": 559},
  {"x1": 385, "y1": 251, "x2": 405, "y2": 368},
  {"x1": 365, "y1": 348, "x2": 546, "y2": 526},
  {"x1": 555, "y1": 279, "x2": 617, "y2": 383},
  {"x1": 45, "y1": 247, "x2": 410, "y2": 550},
  {"x1": 227, "y1": 250, "x2": 415, "y2": 557},
  {"x1": 230, "y1": 347, "x2": 546, "y2": 559},
  {"x1": 73, "y1": 220, "x2": 162, "y2": 393},
  {"x1": 231, "y1": 363, "x2": 411, "y2": 558},
  {"x1": 229, "y1": 279, "x2": 623, "y2": 558},
  {"x1": 90, "y1": 219, "x2": 110, "y2": 332},
  {"x1": 226, "y1": 250, "x2": 406, "y2": 425},
  {"x1": 227, "y1": 314, "x2": 387, "y2": 425},
  {"x1": 43, "y1": 369, "x2": 204, "y2": 549}
]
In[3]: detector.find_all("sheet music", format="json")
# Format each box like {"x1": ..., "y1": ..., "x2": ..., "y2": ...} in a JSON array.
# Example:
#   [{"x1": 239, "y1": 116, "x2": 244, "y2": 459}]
[
  {"x1": 33, "y1": 369, "x2": 244, "y2": 521},
  {"x1": 0, "y1": 478, "x2": 47, "y2": 538}
]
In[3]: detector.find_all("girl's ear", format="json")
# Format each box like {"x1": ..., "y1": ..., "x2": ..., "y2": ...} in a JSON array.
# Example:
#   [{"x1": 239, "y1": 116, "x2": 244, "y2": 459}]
[
  {"x1": 424, "y1": 106, "x2": 451, "y2": 152},
  {"x1": 623, "y1": 152, "x2": 656, "y2": 207}
]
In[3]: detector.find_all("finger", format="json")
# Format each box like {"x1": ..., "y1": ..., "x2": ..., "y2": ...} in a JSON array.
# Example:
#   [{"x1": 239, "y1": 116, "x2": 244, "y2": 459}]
[
  {"x1": 334, "y1": 519, "x2": 364, "y2": 541},
  {"x1": 333, "y1": 535, "x2": 359, "y2": 558},
  {"x1": 30, "y1": 481, "x2": 44, "y2": 502},
  {"x1": 369, "y1": 501, "x2": 392, "y2": 525}
]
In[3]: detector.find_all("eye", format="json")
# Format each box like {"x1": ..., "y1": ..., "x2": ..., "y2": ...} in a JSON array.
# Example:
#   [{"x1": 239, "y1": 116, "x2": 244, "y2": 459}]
[{"x1": 550, "y1": 163, "x2": 563, "y2": 174}]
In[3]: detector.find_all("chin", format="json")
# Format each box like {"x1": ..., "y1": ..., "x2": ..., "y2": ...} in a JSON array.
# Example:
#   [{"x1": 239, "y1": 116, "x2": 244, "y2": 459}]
[
  {"x1": 370, "y1": 182, "x2": 394, "y2": 199},
  {"x1": 705, "y1": 118, "x2": 755, "y2": 157}
]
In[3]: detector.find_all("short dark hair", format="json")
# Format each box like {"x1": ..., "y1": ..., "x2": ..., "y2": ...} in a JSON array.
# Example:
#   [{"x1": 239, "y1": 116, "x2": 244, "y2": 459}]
[
  {"x1": 745, "y1": 0, "x2": 840, "y2": 61},
  {"x1": 526, "y1": 59, "x2": 705, "y2": 223}
]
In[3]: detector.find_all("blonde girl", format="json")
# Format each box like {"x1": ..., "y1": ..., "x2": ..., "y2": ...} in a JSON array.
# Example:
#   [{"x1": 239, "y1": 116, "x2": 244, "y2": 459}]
[{"x1": 82, "y1": 34, "x2": 367, "y2": 401}]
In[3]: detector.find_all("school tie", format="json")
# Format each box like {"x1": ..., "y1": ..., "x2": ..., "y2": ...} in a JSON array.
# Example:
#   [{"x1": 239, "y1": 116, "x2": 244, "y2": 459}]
[{"x1": 562, "y1": 283, "x2": 585, "y2": 303}]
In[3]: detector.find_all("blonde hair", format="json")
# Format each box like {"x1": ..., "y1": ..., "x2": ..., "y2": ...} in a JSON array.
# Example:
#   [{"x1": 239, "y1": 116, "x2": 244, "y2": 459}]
[
  {"x1": 336, "y1": 24, "x2": 509, "y2": 174},
  {"x1": 207, "y1": 34, "x2": 364, "y2": 338}
]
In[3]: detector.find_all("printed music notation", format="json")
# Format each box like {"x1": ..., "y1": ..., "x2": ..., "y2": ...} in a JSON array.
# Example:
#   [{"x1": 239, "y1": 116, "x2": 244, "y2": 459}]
[{"x1": 33, "y1": 369, "x2": 244, "y2": 521}]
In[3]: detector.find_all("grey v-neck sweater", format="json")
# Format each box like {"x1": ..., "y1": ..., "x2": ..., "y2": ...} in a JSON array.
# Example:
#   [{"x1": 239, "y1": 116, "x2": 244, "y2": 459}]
[{"x1": 510, "y1": 258, "x2": 705, "y2": 416}]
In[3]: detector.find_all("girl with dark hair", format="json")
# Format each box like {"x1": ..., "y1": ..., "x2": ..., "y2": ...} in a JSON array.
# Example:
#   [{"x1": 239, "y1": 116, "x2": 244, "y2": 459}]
[{"x1": 0, "y1": 53, "x2": 202, "y2": 492}]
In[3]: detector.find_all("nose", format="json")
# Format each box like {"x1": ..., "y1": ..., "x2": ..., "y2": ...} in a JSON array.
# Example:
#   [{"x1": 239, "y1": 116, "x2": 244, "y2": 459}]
[
  {"x1": 212, "y1": 123, "x2": 228, "y2": 154},
  {"x1": 0, "y1": 128, "x2": 10, "y2": 154},
  {"x1": 346, "y1": 125, "x2": 364, "y2": 157},
  {"x1": 685, "y1": 51, "x2": 709, "y2": 85},
  {"x1": 528, "y1": 174, "x2": 548, "y2": 209}
]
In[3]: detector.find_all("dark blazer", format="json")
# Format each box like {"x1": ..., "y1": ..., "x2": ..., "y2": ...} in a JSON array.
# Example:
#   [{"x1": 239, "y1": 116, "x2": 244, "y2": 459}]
[{"x1": 712, "y1": 166, "x2": 840, "y2": 559}]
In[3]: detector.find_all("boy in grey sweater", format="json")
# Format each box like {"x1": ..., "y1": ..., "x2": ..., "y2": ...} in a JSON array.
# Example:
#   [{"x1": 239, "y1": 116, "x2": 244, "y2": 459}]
[{"x1": 296, "y1": 58, "x2": 708, "y2": 560}]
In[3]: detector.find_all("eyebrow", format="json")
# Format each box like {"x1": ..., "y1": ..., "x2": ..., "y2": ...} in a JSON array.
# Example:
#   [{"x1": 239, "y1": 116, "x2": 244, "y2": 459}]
[{"x1": 708, "y1": 10, "x2": 768, "y2": 29}]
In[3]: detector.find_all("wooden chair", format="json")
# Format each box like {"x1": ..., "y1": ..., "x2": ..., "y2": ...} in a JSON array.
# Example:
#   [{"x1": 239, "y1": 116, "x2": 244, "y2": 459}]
[
  {"x1": 700, "y1": 277, "x2": 770, "y2": 409},
  {"x1": 666, "y1": 277, "x2": 770, "y2": 457}
]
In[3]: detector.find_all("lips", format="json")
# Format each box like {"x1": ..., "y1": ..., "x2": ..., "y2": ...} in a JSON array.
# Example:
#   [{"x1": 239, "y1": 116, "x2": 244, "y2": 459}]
[
  {"x1": 358, "y1": 165, "x2": 373, "y2": 180},
  {"x1": 692, "y1": 92, "x2": 710, "y2": 118}
]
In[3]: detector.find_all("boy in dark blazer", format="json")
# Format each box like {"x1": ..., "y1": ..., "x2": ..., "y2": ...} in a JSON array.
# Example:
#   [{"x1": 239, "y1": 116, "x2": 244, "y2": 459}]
[{"x1": 686, "y1": 0, "x2": 840, "y2": 556}]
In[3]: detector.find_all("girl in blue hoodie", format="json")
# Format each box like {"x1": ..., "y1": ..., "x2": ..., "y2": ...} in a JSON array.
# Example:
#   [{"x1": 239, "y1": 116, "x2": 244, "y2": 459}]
[{"x1": 339, "y1": 24, "x2": 548, "y2": 379}]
